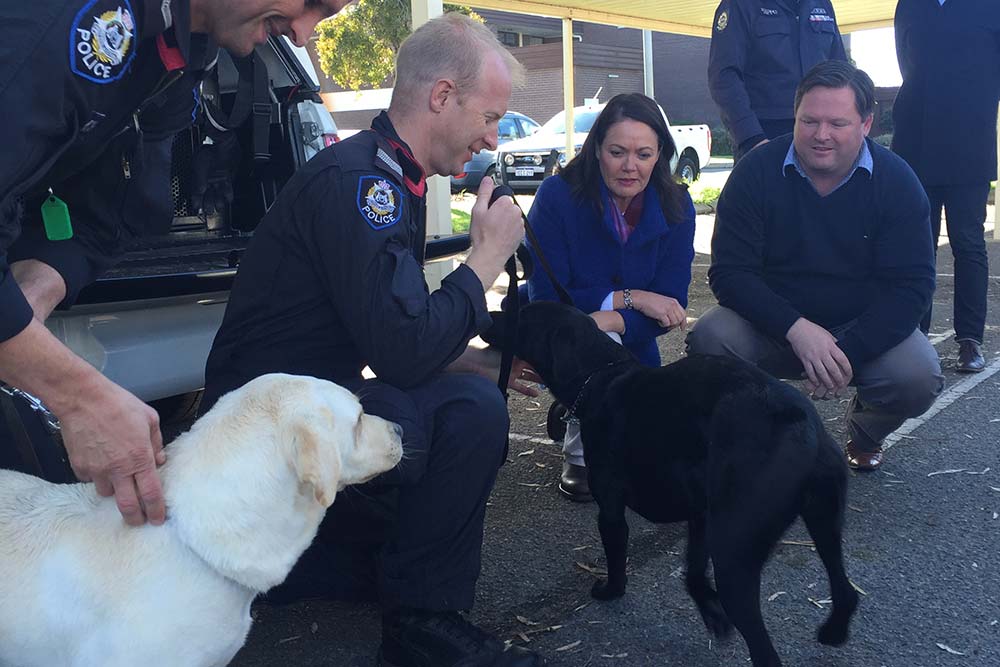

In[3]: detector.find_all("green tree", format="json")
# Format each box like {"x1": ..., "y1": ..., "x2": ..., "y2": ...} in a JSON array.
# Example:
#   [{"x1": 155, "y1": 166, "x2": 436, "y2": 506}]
[{"x1": 315, "y1": 0, "x2": 481, "y2": 91}]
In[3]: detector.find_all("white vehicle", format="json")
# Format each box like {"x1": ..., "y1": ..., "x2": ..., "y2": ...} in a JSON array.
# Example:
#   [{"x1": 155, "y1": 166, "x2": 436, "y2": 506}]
[{"x1": 497, "y1": 101, "x2": 712, "y2": 190}]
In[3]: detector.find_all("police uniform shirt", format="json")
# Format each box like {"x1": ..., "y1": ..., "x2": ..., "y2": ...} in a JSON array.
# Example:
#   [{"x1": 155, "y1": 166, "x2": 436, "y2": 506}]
[
  {"x1": 708, "y1": 0, "x2": 847, "y2": 148},
  {"x1": 202, "y1": 112, "x2": 493, "y2": 406},
  {"x1": 0, "y1": 0, "x2": 214, "y2": 342}
]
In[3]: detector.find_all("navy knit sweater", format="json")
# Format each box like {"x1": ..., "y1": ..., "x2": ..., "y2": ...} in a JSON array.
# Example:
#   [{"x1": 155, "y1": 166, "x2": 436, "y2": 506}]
[{"x1": 709, "y1": 135, "x2": 935, "y2": 368}]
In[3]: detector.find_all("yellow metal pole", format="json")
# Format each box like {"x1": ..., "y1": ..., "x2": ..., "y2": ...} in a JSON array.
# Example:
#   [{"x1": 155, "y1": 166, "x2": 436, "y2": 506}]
[{"x1": 562, "y1": 18, "x2": 575, "y2": 163}]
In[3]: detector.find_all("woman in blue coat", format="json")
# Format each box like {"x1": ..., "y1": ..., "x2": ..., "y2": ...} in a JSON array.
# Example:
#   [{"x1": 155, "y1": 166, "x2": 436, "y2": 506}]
[{"x1": 526, "y1": 93, "x2": 696, "y2": 501}]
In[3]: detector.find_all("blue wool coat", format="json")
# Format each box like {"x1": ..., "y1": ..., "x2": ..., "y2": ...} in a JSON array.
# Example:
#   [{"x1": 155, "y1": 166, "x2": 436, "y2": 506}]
[{"x1": 526, "y1": 174, "x2": 696, "y2": 367}]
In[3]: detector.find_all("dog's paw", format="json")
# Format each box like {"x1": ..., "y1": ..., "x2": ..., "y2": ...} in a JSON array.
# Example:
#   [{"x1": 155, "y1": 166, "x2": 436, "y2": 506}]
[
  {"x1": 817, "y1": 619, "x2": 849, "y2": 646},
  {"x1": 591, "y1": 578, "x2": 626, "y2": 601},
  {"x1": 697, "y1": 600, "x2": 733, "y2": 639}
]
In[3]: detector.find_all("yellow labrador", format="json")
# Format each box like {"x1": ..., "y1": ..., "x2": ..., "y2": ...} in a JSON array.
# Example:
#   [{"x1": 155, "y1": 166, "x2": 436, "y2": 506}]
[{"x1": 0, "y1": 373, "x2": 402, "y2": 667}]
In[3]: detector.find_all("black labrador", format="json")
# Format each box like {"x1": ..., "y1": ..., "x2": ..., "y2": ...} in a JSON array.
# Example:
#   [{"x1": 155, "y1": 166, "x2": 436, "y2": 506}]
[{"x1": 483, "y1": 301, "x2": 858, "y2": 667}]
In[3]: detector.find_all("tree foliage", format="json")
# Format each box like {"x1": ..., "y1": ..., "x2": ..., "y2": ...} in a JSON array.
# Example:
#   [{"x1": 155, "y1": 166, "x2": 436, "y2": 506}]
[{"x1": 315, "y1": 0, "x2": 480, "y2": 91}]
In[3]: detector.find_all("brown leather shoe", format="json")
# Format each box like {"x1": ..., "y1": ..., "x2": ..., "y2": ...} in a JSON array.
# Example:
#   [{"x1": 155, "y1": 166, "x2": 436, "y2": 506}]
[
  {"x1": 845, "y1": 440, "x2": 883, "y2": 471},
  {"x1": 957, "y1": 339, "x2": 986, "y2": 373},
  {"x1": 559, "y1": 461, "x2": 593, "y2": 502}
]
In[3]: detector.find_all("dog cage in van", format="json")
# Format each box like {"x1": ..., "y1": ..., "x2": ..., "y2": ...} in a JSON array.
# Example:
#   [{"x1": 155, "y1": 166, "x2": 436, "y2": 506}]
[{"x1": 1, "y1": 37, "x2": 471, "y2": 484}]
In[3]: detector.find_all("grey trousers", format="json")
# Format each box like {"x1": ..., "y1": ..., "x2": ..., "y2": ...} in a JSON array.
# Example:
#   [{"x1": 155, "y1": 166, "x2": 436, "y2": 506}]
[{"x1": 686, "y1": 306, "x2": 944, "y2": 451}]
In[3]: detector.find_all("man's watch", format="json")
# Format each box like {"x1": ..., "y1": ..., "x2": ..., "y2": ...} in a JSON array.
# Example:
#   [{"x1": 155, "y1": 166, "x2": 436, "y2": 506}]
[{"x1": 622, "y1": 288, "x2": 634, "y2": 310}]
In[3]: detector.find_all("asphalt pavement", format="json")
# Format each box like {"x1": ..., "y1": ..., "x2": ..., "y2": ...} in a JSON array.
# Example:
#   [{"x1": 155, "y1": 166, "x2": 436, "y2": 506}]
[{"x1": 227, "y1": 187, "x2": 1000, "y2": 667}]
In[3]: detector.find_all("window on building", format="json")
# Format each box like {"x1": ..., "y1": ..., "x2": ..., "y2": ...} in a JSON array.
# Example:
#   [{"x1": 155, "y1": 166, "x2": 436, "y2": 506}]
[
  {"x1": 522, "y1": 35, "x2": 544, "y2": 46},
  {"x1": 497, "y1": 31, "x2": 519, "y2": 48}
]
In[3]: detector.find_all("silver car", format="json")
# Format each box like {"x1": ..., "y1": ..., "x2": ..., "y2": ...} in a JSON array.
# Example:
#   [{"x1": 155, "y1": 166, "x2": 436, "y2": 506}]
[{"x1": 450, "y1": 111, "x2": 540, "y2": 191}]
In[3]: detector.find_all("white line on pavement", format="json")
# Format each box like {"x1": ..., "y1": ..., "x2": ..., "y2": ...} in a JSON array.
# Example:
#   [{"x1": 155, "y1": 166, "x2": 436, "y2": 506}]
[
  {"x1": 509, "y1": 433, "x2": 557, "y2": 446},
  {"x1": 883, "y1": 356, "x2": 1000, "y2": 450},
  {"x1": 928, "y1": 329, "x2": 955, "y2": 346},
  {"x1": 936, "y1": 274, "x2": 1000, "y2": 279}
]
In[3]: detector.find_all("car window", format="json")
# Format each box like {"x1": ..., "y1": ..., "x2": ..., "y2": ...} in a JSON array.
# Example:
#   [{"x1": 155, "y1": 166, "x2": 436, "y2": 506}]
[
  {"x1": 498, "y1": 117, "x2": 519, "y2": 142},
  {"x1": 540, "y1": 109, "x2": 602, "y2": 135},
  {"x1": 519, "y1": 118, "x2": 540, "y2": 137}
]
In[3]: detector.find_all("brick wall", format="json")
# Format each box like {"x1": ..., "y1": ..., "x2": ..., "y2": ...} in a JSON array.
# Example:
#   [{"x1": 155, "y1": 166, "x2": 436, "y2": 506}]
[
  {"x1": 509, "y1": 68, "x2": 565, "y2": 126},
  {"x1": 651, "y1": 33, "x2": 717, "y2": 127},
  {"x1": 510, "y1": 66, "x2": 647, "y2": 127}
]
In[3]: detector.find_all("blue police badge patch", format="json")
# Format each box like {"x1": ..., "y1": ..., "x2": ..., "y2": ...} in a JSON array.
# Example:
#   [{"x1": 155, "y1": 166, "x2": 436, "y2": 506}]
[
  {"x1": 357, "y1": 176, "x2": 403, "y2": 230},
  {"x1": 70, "y1": 0, "x2": 137, "y2": 84}
]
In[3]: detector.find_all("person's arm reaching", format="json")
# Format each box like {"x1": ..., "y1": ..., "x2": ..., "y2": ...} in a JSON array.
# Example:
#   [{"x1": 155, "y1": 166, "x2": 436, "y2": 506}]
[
  {"x1": 0, "y1": 319, "x2": 165, "y2": 526},
  {"x1": 310, "y1": 174, "x2": 523, "y2": 388}
]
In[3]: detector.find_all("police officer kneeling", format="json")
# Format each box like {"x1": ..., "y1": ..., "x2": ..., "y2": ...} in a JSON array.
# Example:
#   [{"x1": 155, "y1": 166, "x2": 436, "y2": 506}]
[{"x1": 199, "y1": 13, "x2": 545, "y2": 667}]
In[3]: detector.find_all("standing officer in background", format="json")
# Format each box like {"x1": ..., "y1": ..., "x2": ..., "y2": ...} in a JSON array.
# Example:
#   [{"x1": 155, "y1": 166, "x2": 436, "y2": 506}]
[
  {"x1": 709, "y1": 0, "x2": 847, "y2": 162},
  {"x1": 201, "y1": 13, "x2": 546, "y2": 667},
  {"x1": 892, "y1": 0, "x2": 1000, "y2": 373},
  {"x1": 0, "y1": 0, "x2": 352, "y2": 527}
]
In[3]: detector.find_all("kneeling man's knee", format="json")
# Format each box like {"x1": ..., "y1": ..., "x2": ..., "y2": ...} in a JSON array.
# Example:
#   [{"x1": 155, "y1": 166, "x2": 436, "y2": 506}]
[
  {"x1": 892, "y1": 369, "x2": 944, "y2": 418},
  {"x1": 686, "y1": 306, "x2": 753, "y2": 359}
]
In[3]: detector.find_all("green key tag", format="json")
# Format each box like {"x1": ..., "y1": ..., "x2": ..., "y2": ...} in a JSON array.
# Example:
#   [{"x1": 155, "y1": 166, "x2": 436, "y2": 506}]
[{"x1": 41, "y1": 194, "x2": 73, "y2": 241}]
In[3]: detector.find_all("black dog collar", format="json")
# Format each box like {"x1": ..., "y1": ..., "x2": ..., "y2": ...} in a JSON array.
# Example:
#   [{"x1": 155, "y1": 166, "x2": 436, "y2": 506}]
[{"x1": 564, "y1": 359, "x2": 631, "y2": 424}]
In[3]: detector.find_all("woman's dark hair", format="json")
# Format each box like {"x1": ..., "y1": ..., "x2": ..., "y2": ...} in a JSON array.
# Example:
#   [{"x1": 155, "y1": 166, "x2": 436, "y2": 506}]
[{"x1": 559, "y1": 93, "x2": 688, "y2": 223}]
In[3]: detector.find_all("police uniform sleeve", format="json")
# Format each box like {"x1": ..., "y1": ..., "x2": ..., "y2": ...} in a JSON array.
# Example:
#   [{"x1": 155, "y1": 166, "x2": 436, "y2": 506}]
[
  {"x1": 297, "y1": 171, "x2": 490, "y2": 389},
  {"x1": 0, "y1": 1, "x2": 91, "y2": 338},
  {"x1": 708, "y1": 1, "x2": 765, "y2": 148},
  {"x1": 826, "y1": 2, "x2": 848, "y2": 62}
]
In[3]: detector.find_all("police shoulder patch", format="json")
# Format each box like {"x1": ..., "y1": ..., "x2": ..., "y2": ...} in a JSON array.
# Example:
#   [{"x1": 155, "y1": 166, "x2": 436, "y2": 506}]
[
  {"x1": 716, "y1": 10, "x2": 729, "y2": 32},
  {"x1": 357, "y1": 175, "x2": 404, "y2": 231},
  {"x1": 70, "y1": 0, "x2": 137, "y2": 84}
]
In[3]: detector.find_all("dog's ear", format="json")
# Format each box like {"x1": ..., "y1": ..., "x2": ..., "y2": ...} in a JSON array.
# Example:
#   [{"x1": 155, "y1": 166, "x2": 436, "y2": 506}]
[
  {"x1": 289, "y1": 412, "x2": 341, "y2": 508},
  {"x1": 479, "y1": 310, "x2": 508, "y2": 348},
  {"x1": 548, "y1": 324, "x2": 583, "y2": 381}
]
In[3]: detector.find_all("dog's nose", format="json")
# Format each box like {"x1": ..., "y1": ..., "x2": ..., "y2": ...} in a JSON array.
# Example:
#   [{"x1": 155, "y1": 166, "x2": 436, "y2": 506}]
[{"x1": 391, "y1": 422, "x2": 404, "y2": 440}]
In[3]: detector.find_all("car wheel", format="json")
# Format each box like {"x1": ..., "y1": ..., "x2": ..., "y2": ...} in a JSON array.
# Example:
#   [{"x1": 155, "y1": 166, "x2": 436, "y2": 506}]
[{"x1": 676, "y1": 156, "x2": 698, "y2": 184}]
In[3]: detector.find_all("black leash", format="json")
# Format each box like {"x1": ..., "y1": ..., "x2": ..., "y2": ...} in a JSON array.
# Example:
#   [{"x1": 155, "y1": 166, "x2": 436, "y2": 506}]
[{"x1": 488, "y1": 184, "x2": 573, "y2": 398}]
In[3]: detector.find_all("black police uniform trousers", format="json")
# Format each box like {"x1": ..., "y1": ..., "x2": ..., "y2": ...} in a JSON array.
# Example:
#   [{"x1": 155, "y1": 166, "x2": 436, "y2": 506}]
[
  {"x1": 270, "y1": 372, "x2": 509, "y2": 612},
  {"x1": 920, "y1": 182, "x2": 992, "y2": 344}
]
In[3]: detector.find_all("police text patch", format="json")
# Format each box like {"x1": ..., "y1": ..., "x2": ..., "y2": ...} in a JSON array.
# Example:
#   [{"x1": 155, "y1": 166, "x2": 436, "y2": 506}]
[
  {"x1": 357, "y1": 176, "x2": 403, "y2": 230},
  {"x1": 70, "y1": 0, "x2": 137, "y2": 83}
]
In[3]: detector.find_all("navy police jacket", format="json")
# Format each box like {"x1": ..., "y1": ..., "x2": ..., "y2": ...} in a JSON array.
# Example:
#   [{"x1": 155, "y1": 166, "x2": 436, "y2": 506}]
[
  {"x1": 708, "y1": 0, "x2": 847, "y2": 147},
  {"x1": 892, "y1": 0, "x2": 1000, "y2": 186},
  {"x1": 202, "y1": 112, "x2": 492, "y2": 409},
  {"x1": 0, "y1": 0, "x2": 214, "y2": 342}
]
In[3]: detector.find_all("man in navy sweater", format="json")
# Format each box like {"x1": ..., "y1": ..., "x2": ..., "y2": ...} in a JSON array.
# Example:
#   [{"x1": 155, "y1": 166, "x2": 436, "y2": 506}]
[{"x1": 687, "y1": 60, "x2": 943, "y2": 471}]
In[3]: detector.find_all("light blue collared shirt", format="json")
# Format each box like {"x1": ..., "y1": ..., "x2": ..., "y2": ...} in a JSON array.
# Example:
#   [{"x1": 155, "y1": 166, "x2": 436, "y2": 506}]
[{"x1": 783, "y1": 139, "x2": 873, "y2": 195}]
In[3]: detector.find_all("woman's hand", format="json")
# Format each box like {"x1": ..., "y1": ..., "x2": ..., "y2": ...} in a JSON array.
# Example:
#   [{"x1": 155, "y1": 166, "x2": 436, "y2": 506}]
[{"x1": 630, "y1": 290, "x2": 686, "y2": 329}]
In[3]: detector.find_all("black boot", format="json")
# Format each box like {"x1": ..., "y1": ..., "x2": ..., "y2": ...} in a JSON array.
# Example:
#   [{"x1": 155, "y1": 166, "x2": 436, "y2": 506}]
[
  {"x1": 379, "y1": 608, "x2": 545, "y2": 667},
  {"x1": 558, "y1": 461, "x2": 592, "y2": 502},
  {"x1": 957, "y1": 339, "x2": 986, "y2": 373}
]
